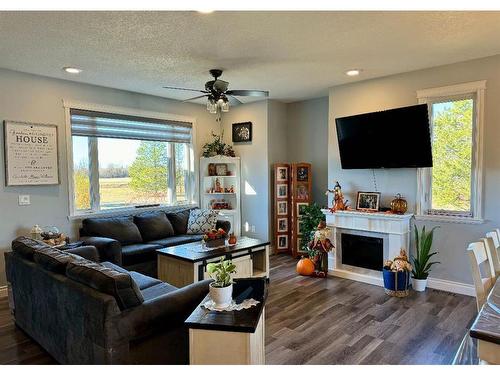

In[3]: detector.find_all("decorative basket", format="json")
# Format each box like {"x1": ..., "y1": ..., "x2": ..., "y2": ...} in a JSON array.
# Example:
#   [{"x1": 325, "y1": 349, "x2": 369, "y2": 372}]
[
  {"x1": 383, "y1": 269, "x2": 410, "y2": 297},
  {"x1": 204, "y1": 237, "x2": 226, "y2": 248}
]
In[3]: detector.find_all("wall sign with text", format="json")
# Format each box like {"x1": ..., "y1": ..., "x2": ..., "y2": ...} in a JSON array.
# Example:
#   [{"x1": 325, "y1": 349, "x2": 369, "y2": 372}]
[{"x1": 3, "y1": 121, "x2": 59, "y2": 186}]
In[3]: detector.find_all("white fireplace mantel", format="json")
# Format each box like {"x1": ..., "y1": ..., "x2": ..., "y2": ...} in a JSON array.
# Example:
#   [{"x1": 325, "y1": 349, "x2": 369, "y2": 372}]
[{"x1": 322, "y1": 209, "x2": 413, "y2": 287}]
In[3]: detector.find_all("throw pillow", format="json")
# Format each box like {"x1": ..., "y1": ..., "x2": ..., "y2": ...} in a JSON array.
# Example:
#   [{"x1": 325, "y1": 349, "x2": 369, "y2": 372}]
[
  {"x1": 186, "y1": 209, "x2": 218, "y2": 234},
  {"x1": 82, "y1": 216, "x2": 143, "y2": 245},
  {"x1": 34, "y1": 247, "x2": 86, "y2": 274}
]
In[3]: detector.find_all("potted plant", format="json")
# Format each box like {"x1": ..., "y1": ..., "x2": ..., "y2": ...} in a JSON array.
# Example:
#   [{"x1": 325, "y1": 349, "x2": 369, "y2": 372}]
[
  {"x1": 206, "y1": 258, "x2": 236, "y2": 308},
  {"x1": 411, "y1": 225, "x2": 440, "y2": 292},
  {"x1": 203, "y1": 228, "x2": 228, "y2": 248}
]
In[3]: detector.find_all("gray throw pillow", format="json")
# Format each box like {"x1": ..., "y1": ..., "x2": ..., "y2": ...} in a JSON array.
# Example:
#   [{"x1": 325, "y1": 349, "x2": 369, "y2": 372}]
[
  {"x1": 134, "y1": 211, "x2": 175, "y2": 241},
  {"x1": 186, "y1": 209, "x2": 218, "y2": 234}
]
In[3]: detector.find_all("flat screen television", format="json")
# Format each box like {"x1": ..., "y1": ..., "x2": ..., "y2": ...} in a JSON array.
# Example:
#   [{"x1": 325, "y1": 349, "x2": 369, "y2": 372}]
[{"x1": 335, "y1": 104, "x2": 432, "y2": 169}]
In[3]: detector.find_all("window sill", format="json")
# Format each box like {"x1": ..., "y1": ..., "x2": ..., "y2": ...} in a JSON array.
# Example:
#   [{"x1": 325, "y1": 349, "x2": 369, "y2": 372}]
[
  {"x1": 68, "y1": 203, "x2": 197, "y2": 221},
  {"x1": 414, "y1": 215, "x2": 485, "y2": 225}
]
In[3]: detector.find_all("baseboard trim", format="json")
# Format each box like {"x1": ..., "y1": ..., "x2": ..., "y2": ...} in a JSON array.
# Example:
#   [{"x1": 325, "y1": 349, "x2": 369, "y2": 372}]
[
  {"x1": 328, "y1": 269, "x2": 475, "y2": 296},
  {"x1": 0, "y1": 285, "x2": 7, "y2": 298},
  {"x1": 427, "y1": 277, "x2": 475, "y2": 296}
]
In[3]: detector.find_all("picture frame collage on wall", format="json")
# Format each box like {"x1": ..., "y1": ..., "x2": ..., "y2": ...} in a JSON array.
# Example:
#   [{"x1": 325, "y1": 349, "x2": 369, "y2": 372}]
[
  {"x1": 274, "y1": 164, "x2": 290, "y2": 251},
  {"x1": 292, "y1": 163, "x2": 312, "y2": 257}
]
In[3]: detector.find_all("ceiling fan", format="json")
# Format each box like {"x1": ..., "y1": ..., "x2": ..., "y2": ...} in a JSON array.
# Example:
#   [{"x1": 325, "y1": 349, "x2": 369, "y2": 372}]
[{"x1": 163, "y1": 69, "x2": 269, "y2": 119}]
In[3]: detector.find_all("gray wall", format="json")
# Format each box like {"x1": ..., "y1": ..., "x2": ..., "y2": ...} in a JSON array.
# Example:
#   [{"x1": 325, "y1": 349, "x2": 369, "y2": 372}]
[
  {"x1": 286, "y1": 97, "x2": 329, "y2": 206},
  {"x1": 0, "y1": 68, "x2": 221, "y2": 287},
  {"x1": 329, "y1": 54, "x2": 500, "y2": 285},
  {"x1": 221, "y1": 100, "x2": 270, "y2": 242},
  {"x1": 267, "y1": 100, "x2": 288, "y2": 243}
]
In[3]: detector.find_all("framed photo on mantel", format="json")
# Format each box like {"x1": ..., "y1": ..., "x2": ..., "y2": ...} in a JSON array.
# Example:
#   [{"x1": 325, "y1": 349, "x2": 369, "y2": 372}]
[{"x1": 3, "y1": 120, "x2": 60, "y2": 186}]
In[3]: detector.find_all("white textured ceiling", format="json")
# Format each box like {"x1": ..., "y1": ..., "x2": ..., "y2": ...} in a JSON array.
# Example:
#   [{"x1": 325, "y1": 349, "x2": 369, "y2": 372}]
[{"x1": 1, "y1": 11, "x2": 500, "y2": 103}]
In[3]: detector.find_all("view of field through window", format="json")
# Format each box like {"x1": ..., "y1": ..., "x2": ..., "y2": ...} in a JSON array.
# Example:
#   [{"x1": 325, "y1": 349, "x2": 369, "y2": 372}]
[
  {"x1": 73, "y1": 137, "x2": 189, "y2": 211},
  {"x1": 430, "y1": 98, "x2": 474, "y2": 213}
]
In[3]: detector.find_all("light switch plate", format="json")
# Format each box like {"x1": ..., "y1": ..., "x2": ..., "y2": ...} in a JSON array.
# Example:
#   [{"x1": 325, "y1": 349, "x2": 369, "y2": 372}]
[{"x1": 18, "y1": 195, "x2": 30, "y2": 206}]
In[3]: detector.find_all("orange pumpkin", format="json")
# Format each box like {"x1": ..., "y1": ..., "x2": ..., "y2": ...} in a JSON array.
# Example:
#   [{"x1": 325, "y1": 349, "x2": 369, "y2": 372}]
[{"x1": 296, "y1": 257, "x2": 315, "y2": 276}]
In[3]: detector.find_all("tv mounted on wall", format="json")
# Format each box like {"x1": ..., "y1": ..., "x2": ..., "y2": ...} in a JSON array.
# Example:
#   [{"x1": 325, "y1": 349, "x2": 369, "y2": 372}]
[{"x1": 335, "y1": 104, "x2": 432, "y2": 169}]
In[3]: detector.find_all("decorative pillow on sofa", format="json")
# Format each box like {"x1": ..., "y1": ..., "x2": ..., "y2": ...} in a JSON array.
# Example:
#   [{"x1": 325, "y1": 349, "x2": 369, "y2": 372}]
[
  {"x1": 81, "y1": 216, "x2": 143, "y2": 245},
  {"x1": 66, "y1": 260, "x2": 144, "y2": 310},
  {"x1": 134, "y1": 211, "x2": 175, "y2": 241},
  {"x1": 12, "y1": 236, "x2": 50, "y2": 260},
  {"x1": 186, "y1": 209, "x2": 218, "y2": 234}
]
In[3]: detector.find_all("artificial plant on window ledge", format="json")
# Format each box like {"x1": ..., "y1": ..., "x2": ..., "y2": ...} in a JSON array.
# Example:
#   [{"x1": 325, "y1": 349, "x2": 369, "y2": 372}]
[{"x1": 201, "y1": 131, "x2": 236, "y2": 157}]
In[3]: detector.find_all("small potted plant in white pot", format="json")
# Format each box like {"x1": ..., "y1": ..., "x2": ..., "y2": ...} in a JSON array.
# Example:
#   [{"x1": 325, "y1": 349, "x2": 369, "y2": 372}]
[
  {"x1": 206, "y1": 258, "x2": 237, "y2": 308},
  {"x1": 411, "y1": 225, "x2": 440, "y2": 292}
]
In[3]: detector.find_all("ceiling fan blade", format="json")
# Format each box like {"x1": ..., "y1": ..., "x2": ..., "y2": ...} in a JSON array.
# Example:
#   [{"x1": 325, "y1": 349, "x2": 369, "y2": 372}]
[
  {"x1": 213, "y1": 79, "x2": 229, "y2": 92},
  {"x1": 226, "y1": 95, "x2": 243, "y2": 105},
  {"x1": 226, "y1": 89, "x2": 269, "y2": 97},
  {"x1": 182, "y1": 94, "x2": 209, "y2": 103},
  {"x1": 163, "y1": 86, "x2": 208, "y2": 93}
]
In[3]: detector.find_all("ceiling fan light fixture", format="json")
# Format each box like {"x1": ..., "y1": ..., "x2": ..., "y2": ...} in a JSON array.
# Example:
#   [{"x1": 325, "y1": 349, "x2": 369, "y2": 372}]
[{"x1": 221, "y1": 101, "x2": 229, "y2": 112}]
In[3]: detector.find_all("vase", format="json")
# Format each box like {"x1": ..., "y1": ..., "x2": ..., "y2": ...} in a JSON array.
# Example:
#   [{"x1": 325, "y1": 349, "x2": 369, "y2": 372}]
[
  {"x1": 390, "y1": 193, "x2": 408, "y2": 214},
  {"x1": 412, "y1": 277, "x2": 427, "y2": 292},
  {"x1": 209, "y1": 283, "x2": 233, "y2": 308}
]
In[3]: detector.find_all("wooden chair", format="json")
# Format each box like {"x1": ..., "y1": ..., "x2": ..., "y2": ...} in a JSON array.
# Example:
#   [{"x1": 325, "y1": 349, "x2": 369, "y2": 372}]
[
  {"x1": 484, "y1": 233, "x2": 500, "y2": 277},
  {"x1": 467, "y1": 241, "x2": 496, "y2": 311}
]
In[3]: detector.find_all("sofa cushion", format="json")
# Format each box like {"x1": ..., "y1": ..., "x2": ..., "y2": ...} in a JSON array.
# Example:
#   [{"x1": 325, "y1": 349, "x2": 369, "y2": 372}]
[
  {"x1": 12, "y1": 236, "x2": 50, "y2": 260},
  {"x1": 66, "y1": 260, "x2": 144, "y2": 310},
  {"x1": 33, "y1": 247, "x2": 86, "y2": 274},
  {"x1": 166, "y1": 209, "x2": 191, "y2": 235},
  {"x1": 134, "y1": 211, "x2": 175, "y2": 241},
  {"x1": 129, "y1": 271, "x2": 163, "y2": 290},
  {"x1": 147, "y1": 235, "x2": 203, "y2": 248},
  {"x1": 141, "y1": 282, "x2": 178, "y2": 301},
  {"x1": 121, "y1": 243, "x2": 162, "y2": 266},
  {"x1": 101, "y1": 261, "x2": 162, "y2": 290},
  {"x1": 82, "y1": 216, "x2": 143, "y2": 245},
  {"x1": 186, "y1": 209, "x2": 218, "y2": 234}
]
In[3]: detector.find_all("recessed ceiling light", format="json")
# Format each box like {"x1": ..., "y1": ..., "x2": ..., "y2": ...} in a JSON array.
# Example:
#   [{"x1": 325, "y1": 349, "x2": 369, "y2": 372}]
[
  {"x1": 197, "y1": 10, "x2": 214, "y2": 14},
  {"x1": 63, "y1": 67, "x2": 82, "y2": 74},
  {"x1": 346, "y1": 69, "x2": 362, "y2": 76}
]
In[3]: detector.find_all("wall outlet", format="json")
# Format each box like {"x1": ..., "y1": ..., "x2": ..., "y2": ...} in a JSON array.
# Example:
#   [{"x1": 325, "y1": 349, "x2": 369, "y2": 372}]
[
  {"x1": 251, "y1": 225, "x2": 256, "y2": 233},
  {"x1": 18, "y1": 195, "x2": 30, "y2": 206}
]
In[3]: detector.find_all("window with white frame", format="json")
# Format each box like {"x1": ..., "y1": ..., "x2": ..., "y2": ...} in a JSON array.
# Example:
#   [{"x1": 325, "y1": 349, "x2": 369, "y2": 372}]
[
  {"x1": 416, "y1": 81, "x2": 485, "y2": 221},
  {"x1": 68, "y1": 107, "x2": 195, "y2": 215}
]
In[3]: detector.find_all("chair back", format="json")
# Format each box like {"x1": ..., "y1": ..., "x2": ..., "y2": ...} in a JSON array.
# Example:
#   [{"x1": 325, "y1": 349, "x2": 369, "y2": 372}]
[
  {"x1": 484, "y1": 233, "x2": 500, "y2": 277},
  {"x1": 467, "y1": 241, "x2": 495, "y2": 311}
]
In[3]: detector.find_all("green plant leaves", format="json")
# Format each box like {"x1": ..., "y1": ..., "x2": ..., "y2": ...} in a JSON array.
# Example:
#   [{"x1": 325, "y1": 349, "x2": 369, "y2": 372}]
[
  {"x1": 207, "y1": 257, "x2": 237, "y2": 287},
  {"x1": 412, "y1": 224, "x2": 440, "y2": 279}
]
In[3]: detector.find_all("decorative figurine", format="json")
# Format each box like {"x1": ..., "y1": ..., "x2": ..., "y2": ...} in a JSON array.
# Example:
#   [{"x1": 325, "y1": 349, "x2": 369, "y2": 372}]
[
  {"x1": 215, "y1": 178, "x2": 222, "y2": 193},
  {"x1": 326, "y1": 181, "x2": 349, "y2": 212},
  {"x1": 306, "y1": 221, "x2": 334, "y2": 278}
]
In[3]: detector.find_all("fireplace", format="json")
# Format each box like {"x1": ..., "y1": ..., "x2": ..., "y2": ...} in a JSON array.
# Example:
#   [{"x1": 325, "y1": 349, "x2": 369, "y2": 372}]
[{"x1": 341, "y1": 233, "x2": 383, "y2": 271}]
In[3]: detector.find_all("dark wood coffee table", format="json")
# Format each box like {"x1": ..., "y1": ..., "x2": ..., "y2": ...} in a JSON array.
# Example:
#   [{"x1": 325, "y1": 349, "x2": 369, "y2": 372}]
[{"x1": 156, "y1": 236, "x2": 270, "y2": 287}]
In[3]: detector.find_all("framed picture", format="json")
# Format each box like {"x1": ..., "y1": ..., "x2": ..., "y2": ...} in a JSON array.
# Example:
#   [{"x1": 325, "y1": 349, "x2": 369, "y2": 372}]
[
  {"x1": 277, "y1": 184, "x2": 288, "y2": 198},
  {"x1": 297, "y1": 202, "x2": 309, "y2": 217},
  {"x1": 276, "y1": 166, "x2": 288, "y2": 182},
  {"x1": 297, "y1": 238, "x2": 306, "y2": 253},
  {"x1": 356, "y1": 191, "x2": 381, "y2": 211},
  {"x1": 215, "y1": 163, "x2": 227, "y2": 176},
  {"x1": 277, "y1": 218, "x2": 288, "y2": 232},
  {"x1": 297, "y1": 166, "x2": 309, "y2": 182},
  {"x1": 277, "y1": 201, "x2": 288, "y2": 215},
  {"x1": 277, "y1": 235, "x2": 288, "y2": 250},
  {"x1": 232, "y1": 121, "x2": 252, "y2": 143},
  {"x1": 296, "y1": 184, "x2": 309, "y2": 200},
  {"x1": 4, "y1": 120, "x2": 60, "y2": 186},
  {"x1": 297, "y1": 220, "x2": 305, "y2": 235}
]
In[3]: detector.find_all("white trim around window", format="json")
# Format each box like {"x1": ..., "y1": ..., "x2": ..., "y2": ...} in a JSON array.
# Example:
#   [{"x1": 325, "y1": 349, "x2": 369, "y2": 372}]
[
  {"x1": 416, "y1": 80, "x2": 486, "y2": 224},
  {"x1": 63, "y1": 100, "x2": 199, "y2": 219}
]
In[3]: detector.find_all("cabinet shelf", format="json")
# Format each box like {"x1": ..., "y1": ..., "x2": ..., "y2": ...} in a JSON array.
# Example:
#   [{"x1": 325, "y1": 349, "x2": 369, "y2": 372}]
[{"x1": 204, "y1": 192, "x2": 236, "y2": 195}]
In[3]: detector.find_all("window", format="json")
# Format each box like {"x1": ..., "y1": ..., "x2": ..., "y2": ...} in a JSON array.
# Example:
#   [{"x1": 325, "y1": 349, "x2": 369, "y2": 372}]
[
  {"x1": 68, "y1": 106, "x2": 195, "y2": 215},
  {"x1": 416, "y1": 81, "x2": 485, "y2": 222}
]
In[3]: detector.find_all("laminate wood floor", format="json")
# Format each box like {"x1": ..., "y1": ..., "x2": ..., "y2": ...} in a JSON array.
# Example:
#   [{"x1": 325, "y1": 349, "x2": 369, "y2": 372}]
[
  {"x1": 265, "y1": 254, "x2": 477, "y2": 365},
  {"x1": 0, "y1": 254, "x2": 476, "y2": 365}
]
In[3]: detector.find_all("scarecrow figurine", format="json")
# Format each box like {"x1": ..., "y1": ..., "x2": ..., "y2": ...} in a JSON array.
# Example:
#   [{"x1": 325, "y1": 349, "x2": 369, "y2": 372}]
[
  {"x1": 326, "y1": 181, "x2": 349, "y2": 212},
  {"x1": 307, "y1": 221, "x2": 334, "y2": 277}
]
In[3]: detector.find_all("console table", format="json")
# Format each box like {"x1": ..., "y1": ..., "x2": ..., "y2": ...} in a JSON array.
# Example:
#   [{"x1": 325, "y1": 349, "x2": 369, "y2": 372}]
[
  {"x1": 185, "y1": 278, "x2": 267, "y2": 364},
  {"x1": 156, "y1": 237, "x2": 270, "y2": 288}
]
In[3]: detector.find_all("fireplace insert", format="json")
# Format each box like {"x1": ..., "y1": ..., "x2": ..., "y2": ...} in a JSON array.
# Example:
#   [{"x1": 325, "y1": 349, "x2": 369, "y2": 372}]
[{"x1": 341, "y1": 233, "x2": 383, "y2": 271}]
